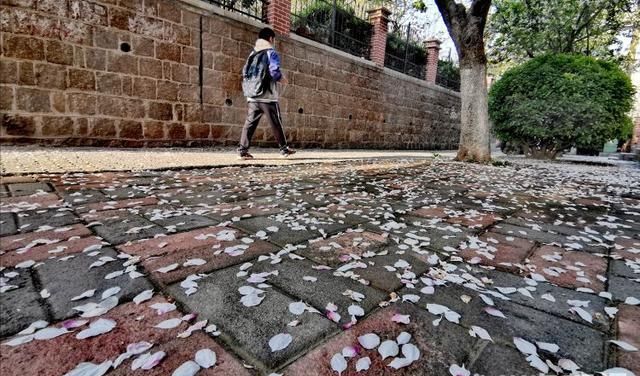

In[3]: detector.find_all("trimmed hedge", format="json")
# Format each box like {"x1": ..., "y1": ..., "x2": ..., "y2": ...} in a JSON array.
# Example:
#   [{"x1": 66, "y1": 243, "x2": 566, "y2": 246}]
[{"x1": 489, "y1": 54, "x2": 635, "y2": 159}]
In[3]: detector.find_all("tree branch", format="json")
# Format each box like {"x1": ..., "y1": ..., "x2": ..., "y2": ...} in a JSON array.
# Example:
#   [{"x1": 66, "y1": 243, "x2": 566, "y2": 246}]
[
  {"x1": 433, "y1": 0, "x2": 469, "y2": 52},
  {"x1": 470, "y1": 0, "x2": 492, "y2": 19}
]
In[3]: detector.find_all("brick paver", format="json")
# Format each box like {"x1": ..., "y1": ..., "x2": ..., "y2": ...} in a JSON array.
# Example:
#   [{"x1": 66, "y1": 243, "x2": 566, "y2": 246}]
[
  {"x1": 527, "y1": 245, "x2": 608, "y2": 292},
  {"x1": 1, "y1": 156, "x2": 639, "y2": 376}
]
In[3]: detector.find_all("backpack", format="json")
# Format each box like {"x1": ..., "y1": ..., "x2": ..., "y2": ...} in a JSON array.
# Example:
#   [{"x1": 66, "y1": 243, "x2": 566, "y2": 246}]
[{"x1": 241, "y1": 49, "x2": 271, "y2": 98}]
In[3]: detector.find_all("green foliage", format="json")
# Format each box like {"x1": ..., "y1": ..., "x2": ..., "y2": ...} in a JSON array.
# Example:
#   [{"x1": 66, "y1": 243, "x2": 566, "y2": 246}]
[
  {"x1": 436, "y1": 60, "x2": 460, "y2": 91},
  {"x1": 491, "y1": 159, "x2": 512, "y2": 167},
  {"x1": 488, "y1": 0, "x2": 637, "y2": 66},
  {"x1": 489, "y1": 54, "x2": 635, "y2": 159},
  {"x1": 385, "y1": 33, "x2": 426, "y2": 65},
  {"x1": 291, "y1": 1, "x2": 372, "y2": 38}
]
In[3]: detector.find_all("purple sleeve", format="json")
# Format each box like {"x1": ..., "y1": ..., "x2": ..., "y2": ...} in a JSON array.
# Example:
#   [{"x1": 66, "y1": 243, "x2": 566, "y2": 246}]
[{"x1": 267, "y1": 49, "x2": 282, "y2": 82}]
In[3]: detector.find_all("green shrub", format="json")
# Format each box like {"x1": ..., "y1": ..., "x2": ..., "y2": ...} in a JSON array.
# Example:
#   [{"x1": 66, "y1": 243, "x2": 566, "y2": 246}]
[
  {"x1": 436, "y1": 60, "x2": 460, "y2": 91},
  {"x1": 385, "y1": 33, "x2": 426, "y2": 65},
  {"x1": 489, "y1": 54, "x2": 635, "y2": 159},
  {"x1": 292, "y1": 2, "x2": 372, "y2": 57}
]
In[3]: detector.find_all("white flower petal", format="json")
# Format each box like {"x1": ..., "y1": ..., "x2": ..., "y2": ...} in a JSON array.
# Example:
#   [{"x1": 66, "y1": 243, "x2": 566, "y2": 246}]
[
  {"x1": 536, "y1": 341, "x2": 559, "y2": 353},
  {"x1": 347, "y1": 304, "x2": 365, "y2": 317},
  {"x1": 133, "y1": 290, "x2": 154, "y2": 304},
  {"x1": 289, "y1": 302, "x2": 306, "y2": 315},
  {"x1": 358, "y1": 333, "x2": 380, "y2": 349},
  {"x1": 172, "y1": 360, "x2": 200, "y2": 376},
  {"x1": 513, "y1": 337, "x2": 537, "y2": 355},
  {"x1": 64, "y1": 360, "x2": 112, "y2": 376},
  {"x1": 402, "y1": 343, "x2": 420, "y2": 361},
  {"x1": 33, "y1": 327, "x2": 70, "y2": 340},
  {"x1": 608, "y1": 340, "x2": 638, "y2": 352},
  {"x1": 330, "y1": 353, "x2": 347, "y2": 375},
  {"x1": 76, "y1": 319, "x2": 116, "y2": 340},
  {"x1": 397, "y1": 331, "x2": 411, "y2": 345},
  {"x1": 154, "y1": 318, "x2": 183, "y2": 329},
  {"x1": 449, "y1": 363, "x2": 471, "y2": 376},
  {"x1": 378, "y1": 340, "x2": 399, "y2": 360},
  {"x1": 71, "y1": 289, "x2": 96, "y2": 302},
  {"x1": 101, "y1": 287, "x2": 121, "y2": 300},
  {"x1": 355, "y1": 356, "x2": 371, "y2": 371},
  {"x1": 388, "y1": 357, "x2": 414, "y2": 369},
  {"x1": 269, "y1": 333, "x2": 292, "y2": 352},
  {"x1": 195, "y1": 348, "x2": 217, "y2": 368}
]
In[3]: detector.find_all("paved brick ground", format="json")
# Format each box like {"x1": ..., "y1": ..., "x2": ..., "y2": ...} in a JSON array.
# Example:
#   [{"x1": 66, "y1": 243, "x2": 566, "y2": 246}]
[{"x1": 1, "y1": 156, "x2": 639, "y2": 376}]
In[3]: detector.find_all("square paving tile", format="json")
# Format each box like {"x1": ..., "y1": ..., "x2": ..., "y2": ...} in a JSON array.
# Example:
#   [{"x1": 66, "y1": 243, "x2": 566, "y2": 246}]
[
  {"x1": 119, "y1": 226, "x2": 279, "y2": 286},
  {"x1": 0, "y1": 223, "x2": 92, "y2": 252},
  {"x1": 284, "y1": 303, "x2": 477, "y2": 376},
  {"x1": 0, "y1": 296, "x2": 189, "y2": 376},
  {"x1": 0, "y1": 268, "x2": 47, "y2": 337},
  {"x1": 608, "y1": 275, "x2": 640, "y2": 302},
  {"x1": 0, "y1": 236, "x2": 104, "y2": 267},
  {"x1": 108, "y1": 332, "x2": 252, "y2": 375},
  {"x1": 7, "y1": 182, "x2": 51, "y2": 196},
  {"x1": 527, "y1": 245, "x2": 608, "y2": 293},
  {"x1": 0, "y1": 193, "x2": 63, "y2": 213},
  {"x1": 15, "y1": 209, "x2": 79, "y2": 233},
  {"x1": 92, "y1": 215, "x2": 165, "y2": 245},
  {"x1": 61, "y1": 189, "x2": 110, "y2": 205},
  {"x1": 352, "y1": 252, "x2": 429, "y2": 293},
  {"x1": 254, "y1": 258, "x2": 388, "y2": 326},
  {"x1": 303, "y1": 230, "x2": 389, "y2": 266},
  {"x1": 232, "y1": 215, "x2": 351, "y2": 247},
  {"x1": 458, "y1": 232, "x2": 536, "y2": 272},
  {"x1": 614, "y1": 305, "x2": 640, "y2": 374},
  {"x1": 168, "y1": 264, "x2": 338, "y2": 371},
  {"x1": 417, "y1": 284, "x2": 607, "y2": 372},
  {"x1": 35, "y1": 248, "x2": 153, "y2": 321},
  {"x1": 468, "y1": 267, "x2": 610, "y2": 331},
  {"x1": 0, "y1": 212, "x2": 17, "y2": 236}
]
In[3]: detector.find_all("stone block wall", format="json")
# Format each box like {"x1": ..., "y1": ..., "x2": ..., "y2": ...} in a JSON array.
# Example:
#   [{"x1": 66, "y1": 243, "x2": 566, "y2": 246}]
[{"x1": 0, "y1": 0, "x2": 461, "y2": 149}]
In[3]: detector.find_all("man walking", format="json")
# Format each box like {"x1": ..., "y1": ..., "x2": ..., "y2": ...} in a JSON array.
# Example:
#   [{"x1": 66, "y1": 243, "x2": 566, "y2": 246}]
[{"x1": 238, "y1": 27, "x2": 296, "y2": 160}]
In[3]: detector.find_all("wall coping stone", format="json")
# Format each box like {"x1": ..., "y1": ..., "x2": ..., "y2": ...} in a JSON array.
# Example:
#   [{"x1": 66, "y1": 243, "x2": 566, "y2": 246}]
[
  {"x1": 178, "y1": 0, "x2": 269, "y2": 29},
  {"x1": 383, "y1": 68, "x2": 460, "y2": 97},
  {"x1": 178, "y1": 0, "x2": 459, "y2": 99}
]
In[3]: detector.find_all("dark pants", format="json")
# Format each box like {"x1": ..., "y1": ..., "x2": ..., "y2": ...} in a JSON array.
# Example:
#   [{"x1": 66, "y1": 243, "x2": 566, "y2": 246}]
[{"x1": 239, "y1": 101, "x2": 287, "y2": 152}]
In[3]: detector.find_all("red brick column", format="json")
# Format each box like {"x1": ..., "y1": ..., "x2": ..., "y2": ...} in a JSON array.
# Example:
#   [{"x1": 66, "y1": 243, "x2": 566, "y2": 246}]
[
  {"x1": 424, "y1": 39, "x2": 441, "y2": 84},
  {"x1": 266, "y1": 0, "x2": 291, "y2": 36},
  {"x1": 367, "y1": 7, "x2": 391, "y2": 67}
]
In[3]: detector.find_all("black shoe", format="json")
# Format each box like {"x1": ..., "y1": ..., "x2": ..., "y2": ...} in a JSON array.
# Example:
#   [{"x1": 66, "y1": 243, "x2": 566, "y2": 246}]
[
  {"x1": 238, "y1": 152, "x2": 254, "y2": 160},
  {"x1": 280, "y1": 147, "x2": 296, "y2": 157}
]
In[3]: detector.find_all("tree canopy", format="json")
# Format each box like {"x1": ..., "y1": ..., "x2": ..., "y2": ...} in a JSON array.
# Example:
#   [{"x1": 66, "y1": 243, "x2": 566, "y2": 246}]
[
  {"x1": 487, "y1": 0, "x2": 638, "y2": 68},
  {"x1": 489, "y1": 54, "x2": 635, "y2": 159}
]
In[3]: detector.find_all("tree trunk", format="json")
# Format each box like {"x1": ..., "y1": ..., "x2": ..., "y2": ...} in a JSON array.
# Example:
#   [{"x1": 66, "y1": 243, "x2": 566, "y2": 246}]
[
  {"x1": 433, "y1": 0, "x2": 492, "y2": 163},
  {"x1": 457, "y1": 61, "x2": 491, "y2": 162}
]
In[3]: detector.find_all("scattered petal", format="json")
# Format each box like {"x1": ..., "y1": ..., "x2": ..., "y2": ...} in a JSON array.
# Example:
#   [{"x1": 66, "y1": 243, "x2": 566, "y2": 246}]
[
  {"x1": 154, "y1": 318, "x2": 183, "y2": 329},
  {"x1": 378, "y1": 340, "x2": 399, "y2": 360},
  {"x1": 330, "y1": 353, "x2": 347, "y2": 375},
  {"x1": 358, "y1": 333, "x2": 380, "y2": 349},
  {"x1": 195, "y1": 348, "x2": 217, "y2": 368},
  {"x1": 355, "y1": 356, "x2": 371, "y2": 372},
  {"x1": 269, "y1": 333, "x2": 292, "y2": 352}
]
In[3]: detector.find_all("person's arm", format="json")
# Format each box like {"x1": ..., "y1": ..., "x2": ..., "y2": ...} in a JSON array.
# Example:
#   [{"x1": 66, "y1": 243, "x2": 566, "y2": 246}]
[{"x1": 267, "y1": 49, "x2": 283, "y2": 82}]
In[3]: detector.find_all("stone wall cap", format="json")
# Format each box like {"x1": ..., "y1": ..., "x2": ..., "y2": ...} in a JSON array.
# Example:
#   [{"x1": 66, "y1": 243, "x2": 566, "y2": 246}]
[
  {"x1": 367, "y1": 7, "x2": 392, "y2": 19},
  {"x1": 425, "y1": 39, "x2": 442, "y2": 48},
  {"x1": 178, "y1": 0, "x2": 268, "y2": 29}
]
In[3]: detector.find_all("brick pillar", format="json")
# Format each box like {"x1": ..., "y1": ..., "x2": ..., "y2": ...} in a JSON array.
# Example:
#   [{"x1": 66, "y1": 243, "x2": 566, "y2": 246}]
[
  {"x1": 367, "y1": 7, "x2": 391, "y2": 67},
  {"x1": 424, "y1": 39, "x2": 441, "y2": 84},
  {"x1": 266, "y1": 0, "x2": 291, "y2": 36}
]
